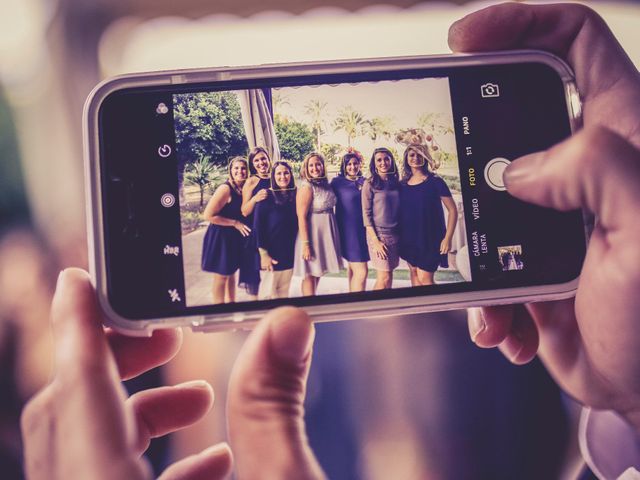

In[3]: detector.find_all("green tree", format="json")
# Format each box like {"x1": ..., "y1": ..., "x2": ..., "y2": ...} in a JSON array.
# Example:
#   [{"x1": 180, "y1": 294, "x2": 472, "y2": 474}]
[
  {"x1": 319, "y1": 143, "x2": 342, "y2": 166},
  {"x1": 183, "y1": 156, "x2": 222, "y2": 208},
  {"x1": 333, "y1": 106, "x2": 365, "y2": 146},
  {"x1": 304, "y1": 99, "x2": 328, "y2": 149},
  {"x1": 272, "y1": 91, "x2": 291, "y2": 111},
  {"x1": 173, "y1": 92, "x2": 248, "y2": 169},
  {"x1": 417, "y1": 112, "x2": 454, "y2": 137},
  {"x1": 275, "y1": 117, "x2": 315, "y2": 162},
  {"x1": 365, "y1": 116, "x2": 395, "y2": 142}
]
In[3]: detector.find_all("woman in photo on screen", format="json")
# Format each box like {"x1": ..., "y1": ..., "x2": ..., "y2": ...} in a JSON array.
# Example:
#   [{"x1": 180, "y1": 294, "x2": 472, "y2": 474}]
[
  {"x1": 330, "y1": 149, "x2": 370, "y2": 292},
  {"x1": 362, "y1": 147, "x2": 401, "y2": 289},
  {"x1": 253, "y1": 161, "x2": 299, "y2": 299},
  {"x1": 294, "y1": 152, "x2": 343, "y2": 296},
  {"x1": 399, "y1": 144, "x2": 457, "y2": 286},
  {"x1": 201, "y1": 156, "x2": 252, "y2": 303},
  {"x1": 239, "y1": 146, "x2": 272, "y2": 299}
]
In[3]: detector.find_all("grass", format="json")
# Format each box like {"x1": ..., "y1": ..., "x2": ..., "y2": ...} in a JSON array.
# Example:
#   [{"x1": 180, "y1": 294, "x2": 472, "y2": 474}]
[{"x1": 325, "y1": 268, "x2": 465, "y2": 283}]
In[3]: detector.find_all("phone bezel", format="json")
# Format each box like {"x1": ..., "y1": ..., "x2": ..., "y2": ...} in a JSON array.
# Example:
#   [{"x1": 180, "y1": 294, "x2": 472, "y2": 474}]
[{"x1": 84, "y1": 50, "x2": 586, "y2": 336}]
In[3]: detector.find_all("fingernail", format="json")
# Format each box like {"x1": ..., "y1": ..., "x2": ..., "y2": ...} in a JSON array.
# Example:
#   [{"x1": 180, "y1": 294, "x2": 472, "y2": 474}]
[
  {"x1": 200, "y1": 442, "x2": 233, "y2": 475},
  {"x1": 202, "y1": 442, "x2": 231, "y2": 457},
  {"x1": 468, "y1": 308, "x2": 486, "y2": 342},
  {"x1": 177, "y1": 380, "x2": 212, "y2": 390},
  {"x1": 502, "y1": 334, "x2": 524, "y2": 364},
  {"x1": 56, "y1": 269, "x2": 67, "y2": 292},
  {"x1": 269, "y1": 307, "x2": 315, "y2": 365}
]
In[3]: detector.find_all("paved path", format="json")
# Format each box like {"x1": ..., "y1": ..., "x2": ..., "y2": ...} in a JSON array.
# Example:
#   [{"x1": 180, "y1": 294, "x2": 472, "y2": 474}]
[{"x1": 183, "y1": 227, "x2": 457, "y2": 307}]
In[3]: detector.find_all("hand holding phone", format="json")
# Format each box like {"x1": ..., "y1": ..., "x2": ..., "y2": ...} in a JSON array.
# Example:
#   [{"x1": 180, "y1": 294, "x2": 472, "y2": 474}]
[
  {"x1": 21, "y1": 269, "x2": 324, "y2": 479},
  {"x1": 454, "y1": 2, "x2": 640, "y2": 433}
]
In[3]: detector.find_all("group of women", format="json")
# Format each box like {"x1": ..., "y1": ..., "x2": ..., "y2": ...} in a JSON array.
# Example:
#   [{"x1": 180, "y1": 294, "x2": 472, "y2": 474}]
[{"x1": 200, "y1": 144, "x2": 458, "y2": 303}]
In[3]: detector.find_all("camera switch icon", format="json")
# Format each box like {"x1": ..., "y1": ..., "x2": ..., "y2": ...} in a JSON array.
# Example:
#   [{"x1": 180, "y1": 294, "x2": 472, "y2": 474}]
[{"x1": 481, "y1": 83, "x2": 500, "y2": 98}]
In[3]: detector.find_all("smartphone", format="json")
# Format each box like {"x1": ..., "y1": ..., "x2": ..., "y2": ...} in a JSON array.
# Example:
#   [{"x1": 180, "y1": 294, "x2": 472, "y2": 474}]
[{"x1": 84, "y1": 51, "x2": 588, "y2": 335}]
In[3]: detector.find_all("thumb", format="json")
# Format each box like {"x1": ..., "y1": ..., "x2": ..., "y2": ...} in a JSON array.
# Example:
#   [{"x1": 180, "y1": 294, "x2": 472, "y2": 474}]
[
  {"x1": 227, "y1": 307, "x2": 325, "y2": 480},
  {"x1": 504, "y1": 126, "x2": 640, "y2": 229},
  {"x1": 271, "y1": 258, "x2": 279, "y2": 264}
]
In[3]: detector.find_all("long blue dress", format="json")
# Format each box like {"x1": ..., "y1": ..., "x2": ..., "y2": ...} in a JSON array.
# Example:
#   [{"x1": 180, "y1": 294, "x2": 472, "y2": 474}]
[
  {"x1": 239, "y1": 176, "x2": 271, "y2": 294},
  {"x1": 330, "y1": 176, "x2": 370, "y2": 263},
  {"x1": 253, "y1": 193, "x2": 298, "y2": 271},
  {"x1": 399, "y1": 175, "x2": 452, "y2": 272},
  {"x1": 201, "y1": 182, "x2": 244, "y2": 275}
]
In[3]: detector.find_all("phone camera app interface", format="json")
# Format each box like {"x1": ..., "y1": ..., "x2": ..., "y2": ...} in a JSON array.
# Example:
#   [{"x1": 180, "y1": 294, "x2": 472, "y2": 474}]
[{"x1": 100, "y1": 61, "x2": 586, "y2": 317}]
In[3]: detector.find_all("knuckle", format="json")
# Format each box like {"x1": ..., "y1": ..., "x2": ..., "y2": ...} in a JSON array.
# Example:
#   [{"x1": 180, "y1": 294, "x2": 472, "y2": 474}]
[
  {"x1": 21, "y1": 389, "x2": 52, "y2": 436},
  {"x1": 569, "y1": 3, "x2": 602, "y2": 24},
  {"x1": 552, "y1": 2, "x2": 601, "y2": 28},
  {"x1": 230, "y1": 369, "x2": 306, "y2": 422}
]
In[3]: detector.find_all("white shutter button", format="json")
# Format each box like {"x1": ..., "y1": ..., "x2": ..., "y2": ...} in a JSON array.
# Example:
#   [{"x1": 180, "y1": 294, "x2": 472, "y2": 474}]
[{"x1": 484, "y1": 158, "x2": 511, "y2": 191}]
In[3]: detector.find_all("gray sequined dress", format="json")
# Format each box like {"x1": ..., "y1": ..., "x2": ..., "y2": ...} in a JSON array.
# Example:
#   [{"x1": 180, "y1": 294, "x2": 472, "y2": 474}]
[{"x1": 293, "y1": 180, "x2": 344, "y2": 277}]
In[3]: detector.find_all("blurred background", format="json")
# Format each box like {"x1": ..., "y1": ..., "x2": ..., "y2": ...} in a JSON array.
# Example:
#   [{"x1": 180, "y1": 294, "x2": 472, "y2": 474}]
[{"x1": 1, "y1": 0, "x2": 639, "y2": 479}]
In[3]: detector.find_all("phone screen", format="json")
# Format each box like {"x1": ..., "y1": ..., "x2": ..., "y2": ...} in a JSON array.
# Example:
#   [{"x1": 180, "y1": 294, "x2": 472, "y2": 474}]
[{"x1": 99, "y1": 61, "x2": 586, "y2": 319}]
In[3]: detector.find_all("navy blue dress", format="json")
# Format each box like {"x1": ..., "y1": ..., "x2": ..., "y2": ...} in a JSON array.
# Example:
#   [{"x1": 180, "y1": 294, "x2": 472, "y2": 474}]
[
  {"x1": 330, "y1": 176, "x2": 370, "y2": 263},
  {"x1": 239, "y1": 176, "x2": 271, "y2": 294},
  {"x1": 201, "y1": 182, "x2": 244, "y2": 275},
  {"x1": 399, "y1": 175, "x2": 452, "y2": 272},
  {"x1": 253, "y1": 193, "x2": 298, "y2": 271}
]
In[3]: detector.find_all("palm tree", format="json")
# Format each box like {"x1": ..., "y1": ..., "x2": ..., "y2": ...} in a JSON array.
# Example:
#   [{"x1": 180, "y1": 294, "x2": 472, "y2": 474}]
[
  {"x1": 333, "y1": 106, "x2": 365, "y2": 146},
  {"x1": 183, "y1": 156, "x2": 221, "y2": 208},
  {"x1": 272, "y1": 90, "x2": 291, "y2": 112},
  {"x1": 365, "y1": 116, "x2": 395, "y2": 142},
  {"x1": 304, "y1": 99, "x2": 328, "y2": 149},
  {"x1": 417, "y1": 112, "x2": 454, "y2": 137}
]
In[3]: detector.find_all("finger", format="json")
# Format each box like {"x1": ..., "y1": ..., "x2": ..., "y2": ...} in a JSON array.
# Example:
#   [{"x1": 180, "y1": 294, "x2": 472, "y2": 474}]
[
  {"x1": 21, "y1": 387, "x2": 56, "y2": 480},
  {"x1": 106, "y1": 328, "x2": 182, "y2": 380},
  {"x1": 497, "y1": 306, "x2": 540, "y2": 365},
  {"x1": 227, "y1": 307, "x2": 325, "y2": 480},
  {"x1": 158, "y1": 443, "x2": 233, "y2": 480},
  {"x1": 504, "y1": 126, "x2": 640, "y2": 230},
  {"x1": 128, "y1": 381, "x2": 214, "y2": 454},
  {"x1": 52, "y1": 269, "x2": 112, "y2": 374},
  {"x1": 51, "y1": 269, "x2": 135, "y2": 461},
  {"x1": 272, "y1": 259, "x2": 279, "y2": 264},
  {"x1": 525, "y1": 299, "x2": 583, "y2": 380},
  {"x1": 468, "y1": 306, "x2": 513, "y2": 347},
  {"x1": 447, "y1": 3, "x2": 638, "y2": 102}
]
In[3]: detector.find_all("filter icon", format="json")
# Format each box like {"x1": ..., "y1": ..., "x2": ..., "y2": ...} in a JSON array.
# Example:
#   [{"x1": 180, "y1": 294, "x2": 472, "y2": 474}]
[{"x1": 161, "y1": 193, "x2": 175, "y2": 208}]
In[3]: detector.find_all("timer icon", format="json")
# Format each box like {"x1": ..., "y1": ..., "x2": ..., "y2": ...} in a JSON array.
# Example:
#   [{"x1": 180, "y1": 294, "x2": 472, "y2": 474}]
[{"x1": 158, "y1": 144, "x2": 172, "y2": 158}]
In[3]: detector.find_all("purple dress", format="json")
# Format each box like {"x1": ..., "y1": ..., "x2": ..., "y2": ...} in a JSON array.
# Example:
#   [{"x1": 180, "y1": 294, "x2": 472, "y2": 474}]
[
  {"x1": 330, "y1": 176, "x2": 369, "y2": 263},
  {"x1": 253, "y1": 193, "x2": 298, "y2": 271},
  {"x1": 201, "y1": 182, "x2": 243, "y2": 275},
  {"x1": 399, "y1": 175, "x2": 452, "y2": 272},
  {"x1": 239, "y1": 176, "x2": 271, "y2": 294}
]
